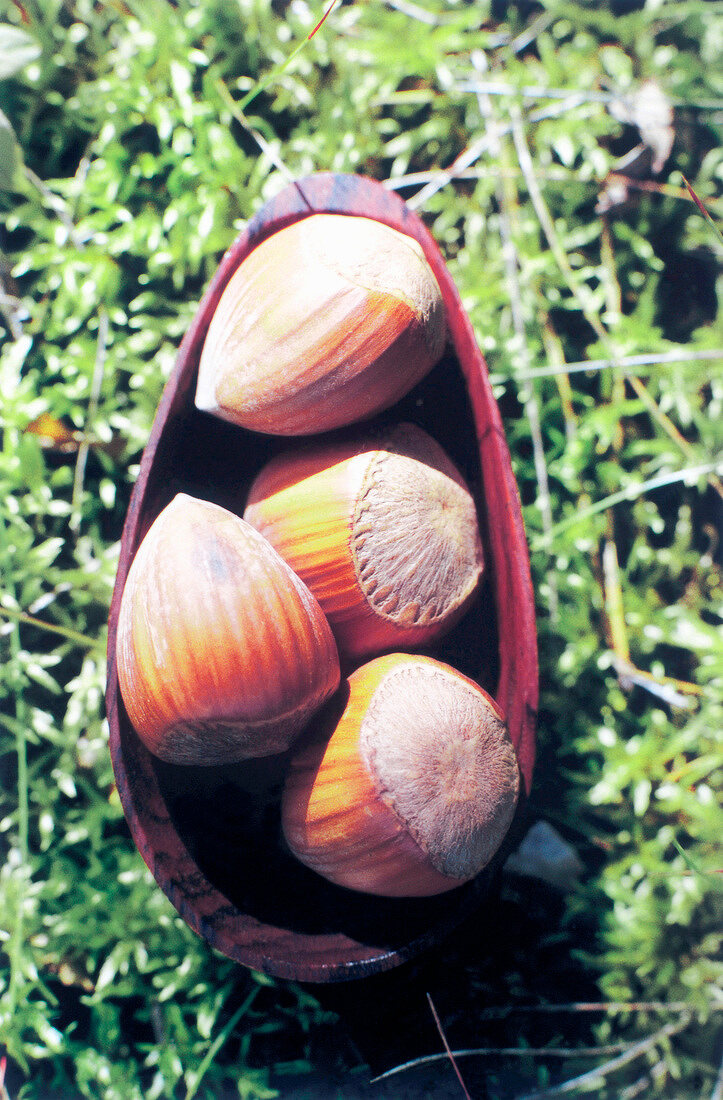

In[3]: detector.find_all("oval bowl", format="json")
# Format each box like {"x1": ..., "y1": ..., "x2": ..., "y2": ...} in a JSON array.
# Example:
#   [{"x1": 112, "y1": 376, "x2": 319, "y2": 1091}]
[{"x1": 106, "y1": 172, "x2": 538, "y2": 983}]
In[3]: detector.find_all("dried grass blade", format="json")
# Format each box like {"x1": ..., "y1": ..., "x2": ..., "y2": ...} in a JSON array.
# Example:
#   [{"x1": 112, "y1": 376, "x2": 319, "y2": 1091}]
[
  {"x1": 682, "y1": 175, "x2": 723, "y2": 246},
  {"x1": 426, "y1": 992, "x2": 473, "y2": 1100},
  {"x1": 238, "y1": 0, "x2": 338, "y2": 113},
  {"x1": 514, "y1": 1013, "x2": 693, "y2": 1099},
  {"x1": 508, "y1": 105, "x2": 723, "y2": 500},
  {"x1": 474, "y1": 51, "x2": 558, "y2": 619},
  {"x1": 531, "y1": 461, "x2": 723, "y2": 551}
]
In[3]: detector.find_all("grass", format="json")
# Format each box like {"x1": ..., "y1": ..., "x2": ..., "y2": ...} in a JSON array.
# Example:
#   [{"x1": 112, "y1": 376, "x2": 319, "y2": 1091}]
[{"x1": 1, "y1": 0, "x2": 721, "y2": 1096}]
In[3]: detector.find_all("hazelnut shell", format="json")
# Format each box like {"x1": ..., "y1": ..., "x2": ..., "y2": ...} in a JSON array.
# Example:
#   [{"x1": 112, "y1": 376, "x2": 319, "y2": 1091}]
[
  {"x1": 243, "y1": 422, "x2": 484, "y2": 659},
  {"x1": 282, "y1": 653, "x2": 520, "y2": 897},
  {"x1": 116, "y1": 493, "x2": 340, "y2": 765},
  {"x1": 195, "y1": 214, "x2": 446, "y2": 435}
]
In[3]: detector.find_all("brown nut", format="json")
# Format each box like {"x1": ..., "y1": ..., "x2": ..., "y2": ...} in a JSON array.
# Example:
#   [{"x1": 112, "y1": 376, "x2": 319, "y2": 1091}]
[
  {"x1": 244, "y1": 423, "x2": 484, "y2": 659},
  {"x1": 116, "y1": 493, "x2": 340, "y2": 765},
  {"x1": 195, "y1": 214, "x2": 446, "y2": 435},
  {"x1": 282, "y1": 653, "x2": 520, "y2": 897}
]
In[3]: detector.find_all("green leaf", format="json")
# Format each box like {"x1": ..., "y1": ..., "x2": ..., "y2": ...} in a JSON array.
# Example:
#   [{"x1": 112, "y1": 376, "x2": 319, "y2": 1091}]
[
  {"x1": 0, "y1": 24, "x2": 41, "y2": 80},
  {"x1": 0, "y1": 108, "x2": 20, "y2": 190}
]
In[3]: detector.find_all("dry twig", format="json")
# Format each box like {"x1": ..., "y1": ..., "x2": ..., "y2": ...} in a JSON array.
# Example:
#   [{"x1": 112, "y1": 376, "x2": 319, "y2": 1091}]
[
  {"x1": 426, "y1": 992, "x2": 473, "y2": 1100},
  {"x1": 370, "y1": 1040, "x2": 638, "y2": 1084},
  {"x1": 405, "y1": 94, "x2": 596, "y2": 210},
  {"x1": 476, "y1": 1001, "x2": 720, "y2": 1016},
  {"x1": 216, "y1": 77, "x2": 297, "y2": 185},
  {"x1": 514, "y1": 1013, "x2": 693, "y2": 1099},
  {"x1": 507, "y1": 347, "x2": 723, "y2": 382}
]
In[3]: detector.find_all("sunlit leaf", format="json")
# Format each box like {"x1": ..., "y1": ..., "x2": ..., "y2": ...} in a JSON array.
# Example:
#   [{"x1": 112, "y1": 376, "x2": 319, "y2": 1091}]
[{"x1": 0, "y1": 24, "x2": 40, "y2": 79}]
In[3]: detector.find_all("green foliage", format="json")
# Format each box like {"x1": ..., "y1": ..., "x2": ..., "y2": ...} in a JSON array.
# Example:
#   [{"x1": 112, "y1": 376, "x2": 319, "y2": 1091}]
[{"x1": 1, "y1": 0, "x2": 721, "y2": 1096}]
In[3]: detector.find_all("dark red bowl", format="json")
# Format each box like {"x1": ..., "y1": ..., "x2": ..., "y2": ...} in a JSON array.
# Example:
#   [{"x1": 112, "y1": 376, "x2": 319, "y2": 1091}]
[{"x1": 105, "y1": 172, "x2": 538, "y2": 982}]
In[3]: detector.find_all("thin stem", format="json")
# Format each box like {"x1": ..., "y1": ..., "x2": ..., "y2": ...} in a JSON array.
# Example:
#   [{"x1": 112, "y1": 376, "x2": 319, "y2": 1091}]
[
  {"x1": 612, "y1": 656, "x2": 701, "y2": 710},
  {"x1": 23, "y1": 166, "x2": 85, "y2": 250},
  {"x1": 602, "y1": 538, "x2": 630, "y2": 661},
  {"x1": 370, "y1": 1041, "x2": 637, "y2": 1084},
  {"x1": 473, "y1": 1000, "x2": 719, "y2": 1016},
  {"x1": 426, "y1": 993, "x2": 473, "y2": 1100},
  {"x1": 456, "y1": 80, "x2": 617, "y2": 104},
  {"x1": 671, "y1": 840, "x2": 723, "y2": 888},
  {"x1": 503, "y1": 347, "x2": 723, "y2": 382},
  {"x1": 474, "y1": 50, "x2": 558, "y2": 621},
  {"x1": 509, "y1": 103, "x2": 602, "y2": 334},
  {"x1": 619, "y1": 1059, "x2": 668, "y2": 1100},
  {"x1": 375, "y1": 1038, "x2": 648, "y2": 1081},
  {"x1": 514, "y1": 1014, "x2": 693, "y2": 1099},
  {"x1": 539, "y1": 316, "x2": 576, "y2": 440},
  {"x1": 454, "y1": 78, "x2": 723, "y2": 112},
  {"x1": 508, "y1": 104, "x2": 723, "y2": 500},
  {"x1": 531, "y1": 461, "x2": 723, "y2": 551},
  {"x1": 386, "y1": 165, "x2": 693, "y2": 200},
  {"x1": 215, "y1": 78, "x2": 296, "y2": 184},
  {"x1": 185, "y1": 986, "x2": 260, "y2": 1100},
  {"x1": 682, "y1": 175, "x2": 723, "y2": 246},
  {"x1": 0, "y1": 514, "x2": 29, "y2": 1023},
  {"x1": 507, "y1": 11, "x2": 557, "y2": 55},
  {"x1": 0, "y1": 605, "x2": 104, "y2": 651},
  {"x1": 406, "y1": 93, "x2": 596, "y2": 210},
  {"x1": 25, "y1": 163, "x2": 126, "y2": 522},
  {"x1": 237, "y1": 0, "x2": 337, "y2": 113},
  {"x1": 384, "y1": 0, "x2": 441, "y2": 25},
  {"x1": 71, "y1": 308, "x2": 109, "y2": 533},
  {"x1": 599, "y1": 214, "x2": 626, "y2": 454}
]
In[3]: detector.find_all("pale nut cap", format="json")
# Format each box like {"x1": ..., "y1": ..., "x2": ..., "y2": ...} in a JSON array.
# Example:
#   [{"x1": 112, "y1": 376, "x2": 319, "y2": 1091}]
[
  {"x1": 282, "y1": 654, "x2": 520, "y2": 896},
  {"x1": 243, "y1": 422, "x2": 484, "y2": 658}
]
